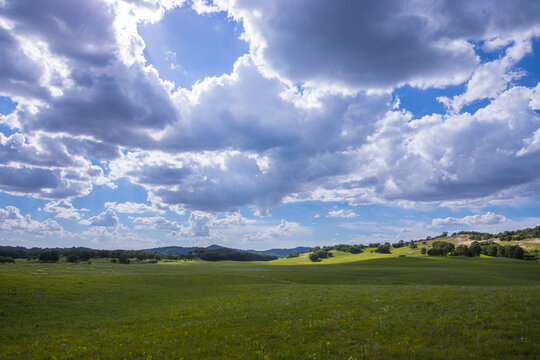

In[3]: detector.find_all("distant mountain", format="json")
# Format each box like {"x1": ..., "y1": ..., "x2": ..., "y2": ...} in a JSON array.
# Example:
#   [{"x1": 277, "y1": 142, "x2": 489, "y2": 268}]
[
  {"x1": 145, "y1": 246, "x2": 198, "y2": 255},
  {"x1": 146, "y1": 245, "x2": 311, "y2": 257},
  {"x1": 246, "y1": 247, "x2": 312, "y2": 257}
]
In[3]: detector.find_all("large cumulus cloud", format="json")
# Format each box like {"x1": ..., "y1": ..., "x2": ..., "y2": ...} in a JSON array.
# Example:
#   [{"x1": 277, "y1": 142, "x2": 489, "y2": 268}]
[
  {"x1": 0, "y1": 133, "x2": 111, "y2": 199},
  {"x1": 214, "y1": 0, "x2": 540, "y2": 91},
  {"x1": 0, "y1": 0, "x2": 540, "y2": 224},
  {"x1": 340, "y1": 83, "x2": 540, "y2": 205}
]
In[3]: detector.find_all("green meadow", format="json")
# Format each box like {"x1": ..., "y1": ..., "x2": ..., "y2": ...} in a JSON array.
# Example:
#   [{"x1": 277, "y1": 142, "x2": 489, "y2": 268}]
[{"x1": 1, "y1": 254, "x2": 539, "y2": 359}]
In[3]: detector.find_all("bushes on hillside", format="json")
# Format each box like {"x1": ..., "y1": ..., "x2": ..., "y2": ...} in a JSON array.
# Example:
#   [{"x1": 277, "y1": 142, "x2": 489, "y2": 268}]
[
  {"x1": 427, "y1": 241, "x2": 455, "y2": 256},
  {"x1": 453, "y1": 225, "x2": 540, "y2": 242},
  {"x1": 375, "y1": 243, "x2": 391, "y2": 254},
  {"x1": 310, "y1": 244, "x2": 365, "y2": 254},
  {"x1": 426, "y1": 241, "x2": 526, "y2": 259},
  {"x1": 309, "y1": 250, "x2": 333, "y2": 262}
]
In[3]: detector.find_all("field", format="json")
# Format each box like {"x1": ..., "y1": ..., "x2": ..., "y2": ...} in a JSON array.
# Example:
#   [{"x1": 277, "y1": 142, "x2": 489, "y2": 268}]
[{"x1": 1, "y1": 254, "x2": 540, "y2": 359}]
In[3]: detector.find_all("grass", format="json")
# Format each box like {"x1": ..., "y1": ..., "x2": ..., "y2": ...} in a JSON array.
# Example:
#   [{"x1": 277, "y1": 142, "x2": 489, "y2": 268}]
[{"x1": 1, "y1": 256, "x2": 539, "y2": 359}]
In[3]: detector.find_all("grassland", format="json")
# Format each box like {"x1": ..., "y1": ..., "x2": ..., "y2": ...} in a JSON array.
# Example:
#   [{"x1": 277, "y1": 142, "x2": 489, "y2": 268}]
[{"x1": 1, "y1": 253, "x2": 539, "y2": 359}]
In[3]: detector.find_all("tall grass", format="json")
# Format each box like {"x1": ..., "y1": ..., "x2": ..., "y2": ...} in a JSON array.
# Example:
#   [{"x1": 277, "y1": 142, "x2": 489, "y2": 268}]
[{"x1": 1, "y1": 257, "x2": 539, "y2": 359}]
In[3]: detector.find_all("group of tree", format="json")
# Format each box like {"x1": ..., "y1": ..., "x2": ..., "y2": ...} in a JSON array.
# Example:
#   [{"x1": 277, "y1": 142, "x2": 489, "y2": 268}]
[
  {"x1": 390, "y1": 240, "x2": 418, "y2": 249},
  {"x1": 308, "y1": 249, "x2": 333, "y2": 262},
  {"x1": 0, "y1": 246, "x2": 193, "y2": 264},
  {"x1": 0, "y1": 245, "x2": 284, "y2": 263},
  {"x1": 310, "y1": 244, "x2": 365, "y2": 254},
  {"x1": 308, "y1": 243, "x2": 366, "y2": 262},
  {"x1": 374, "y1": 243, "x2": 392, "y2": 254},
  {"x1": 426, "y1": 241, "x2": 527, "y2": 259},
  {"x1": 452, "y1": 225, "x2": 540, "y2": 242},
  {"x1": 188, "y1": 247, "x2": 278, "y2": 261}
]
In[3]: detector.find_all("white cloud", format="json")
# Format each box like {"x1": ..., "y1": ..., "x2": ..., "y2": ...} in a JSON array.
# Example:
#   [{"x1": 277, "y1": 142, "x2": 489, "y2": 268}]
[
  {"x1": 327, "y1": 209, "x2": 357, "y2": 218},
  {"x1": 430, "y1": 212, "x2": 507, "y2": 228},
  {"x1": 43, "y1": 200, "x2": 86, "y2": 220},
  {"x1": 242, "y1": 219, "x2": 302, "y2": 242},
  {"x1": 131, "y1": 211, "x2": 254, "y2": 239},
  {"x1": 0, "y1": 205, "x2": 65, "y2": 236},
  {"x1": 0, "y1": 0, "x2": 539, "y2": 238},
  {"x1": 438, "y1": 37, "x2": 533, "y2": 113},
  {"x1": 105, "y1": 201, "x2": 164, "y2": 214},
  {"x1": 80, "y1": 209, "x2": 123, "y2": 229},
  {"x1": 132, "y1": 216, "x2": 182, "y2": 232}
]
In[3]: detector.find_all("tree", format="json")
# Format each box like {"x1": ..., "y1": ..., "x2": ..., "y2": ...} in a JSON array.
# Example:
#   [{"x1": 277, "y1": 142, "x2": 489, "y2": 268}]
[
  {"x1": 469, "y1": 242, "x2": 482, "y2": 257},
  {"x1": 309, "y1": 253, "x2": 320, "y2": 262},
  {"x1": 427, "y1": 241, "x2": 454, "y2": 256},
  {"x1": 118, "y1": 254, "x2": 130, "y2": 264},
  {"x1": 66, "y1": 254, "x2": 79, "y2": 263},
  {"x1": 349, "y1": 245, "x2": 364, "y2": 254},
  {"x1": 487, "y1": 244, "x2": 499, "y2": 257},
  {"x1": 0, "y1": 256, "x2": 15, "y2": 263},
  {"x1": 39, "y1": 250, "x2": 59, "y2": 262},
  {"x1": 420, "y1": 247, "x2": 427, "y2": 255},
  {"x1": 453, "y1": 245, "x2": 469, "y2": 256},
  {"x1": 375, "y1": 243, "x2": 391, "y2": 254}
]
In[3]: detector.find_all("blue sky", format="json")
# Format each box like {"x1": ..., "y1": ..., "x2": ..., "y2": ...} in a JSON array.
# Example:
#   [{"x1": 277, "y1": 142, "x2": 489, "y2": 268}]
[{"x1": 1, "y1": 0, "x2": 540, "y2": 250}]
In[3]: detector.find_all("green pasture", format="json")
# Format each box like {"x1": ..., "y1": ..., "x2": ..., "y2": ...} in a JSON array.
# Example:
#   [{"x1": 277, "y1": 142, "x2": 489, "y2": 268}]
[{"x1": 1, "y1": 256, "x2": 539, "y2": 359}]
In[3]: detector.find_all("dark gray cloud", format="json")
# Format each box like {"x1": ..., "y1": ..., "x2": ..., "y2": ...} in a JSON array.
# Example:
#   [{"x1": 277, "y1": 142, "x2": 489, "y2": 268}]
[
  {"x1": 0, "y1": 27, "x2": 53, "y2": 100},
  {"x1": 2, "y1": 0, "x2": 115, "y2": 65},
  {"x1": 60, "y1": 137, "x2": 122, "y2": 161},
  {"x1": 225, "y1": 0, "x2": 540, "y2": 90},
  {"x1": 0, "y1": 0, "x2": 539, "y2": 216},
  {"x1": 16, "y1": 65, "x2": 177, "y2": 148}
]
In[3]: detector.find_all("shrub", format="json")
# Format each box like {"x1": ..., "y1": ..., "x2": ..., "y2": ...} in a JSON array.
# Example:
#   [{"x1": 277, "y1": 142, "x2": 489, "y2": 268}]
[
  {"x1": 420, "y1": 247, "x2": 427, "y2": 254},
  {"x1": 309, "y1": 253, "x2": 320, "y2": 262},
  {"x1": 0, "y1": 256, "x2": 15, "y2": 263},
  {"x1": 39, "y1": 250, "x2": 60, "y2": 262},
  {"x1": 427, "y1": 241, "x2": 455, "y2": 257},
  {"x1": 287, "y1": 252, "x2": 299, "y2": 258},
  {"x1": 66, "y1": 254, "x2": 79, "y2": 263},
  {"x1": 453, "y1": 245, "x2": 469, "y2": 256},
  {"x1": 118, "y1": 254, "x2": 130, "y2": 264},
  {"x1": 375, "y1": 243, "x2": 391, "y2": 254},
  {"x1": 468, "y1": 242, "x2": 481, "y2": 257}
]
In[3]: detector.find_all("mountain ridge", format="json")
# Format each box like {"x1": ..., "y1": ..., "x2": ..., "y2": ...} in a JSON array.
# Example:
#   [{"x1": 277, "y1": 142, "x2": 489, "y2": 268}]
[{"x1": 145, "y1": 245, "x2": 311, "y2": 257}]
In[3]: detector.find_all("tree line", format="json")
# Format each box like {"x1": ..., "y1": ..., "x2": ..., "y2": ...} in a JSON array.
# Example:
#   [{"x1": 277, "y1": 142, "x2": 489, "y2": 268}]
[
  {"x1": 0, "y1": 246, "x2": 277, "y2": 263},
  {"x1": 189, "y1": 247, "x2": 277, "y2": 261},
  {"x1": 425, "y1": 241, "x2": 528, "y2": 259},
  {"x1": 308, "y1": 244, "x2": 366, "y2": 261},
  {"x1": 452, "y1": 225, "x2": 540, "y2": 242}
]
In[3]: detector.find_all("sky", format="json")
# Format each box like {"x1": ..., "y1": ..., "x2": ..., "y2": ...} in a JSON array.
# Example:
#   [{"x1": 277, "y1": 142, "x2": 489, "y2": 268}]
[{"x1": 0, "y1": 0, "x2": 540, "y2": 250}]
